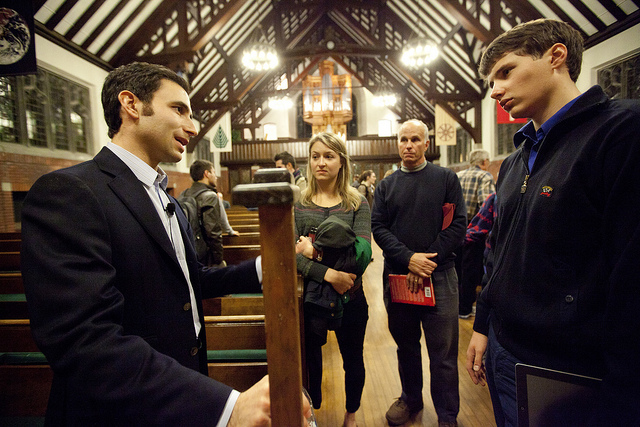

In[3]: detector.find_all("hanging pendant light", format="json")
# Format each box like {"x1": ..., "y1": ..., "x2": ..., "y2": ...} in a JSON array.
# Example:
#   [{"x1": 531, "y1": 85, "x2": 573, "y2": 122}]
[
  {"x1": 401, "y1": 36, "x2": 439, "y2": 68},
  {"x1": 242, "y1": 25, "x2": 278, "y2": 72}
]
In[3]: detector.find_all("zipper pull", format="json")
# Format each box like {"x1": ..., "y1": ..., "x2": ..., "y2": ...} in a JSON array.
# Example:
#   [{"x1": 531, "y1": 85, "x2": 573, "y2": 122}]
[{"x1": 520, "y1": 174, "x2": 530, "y2": 194}]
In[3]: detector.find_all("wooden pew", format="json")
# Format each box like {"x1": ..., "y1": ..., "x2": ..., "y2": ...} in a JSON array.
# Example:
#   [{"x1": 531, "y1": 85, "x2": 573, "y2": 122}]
[
  {"x1": 0, "y1": 233, "x2": 21, "y2": 273},
  {"x1": 205, "y1": 315, "x2": 268, "y2": 391},
  {"x1": 204, "y1": 294, "x2": 265, "y2": 316},
  {"x1": 0, "y1": 315, "x2": 268, "y2": 415},
  {"x1": 0, "y1": 232, "x2": 21, "y2": 241},
  {"x1": 0, "y1": 319, "x2": 38, "y2": 352},
  {"x1": 0, "y1": 354, "x2": 52, "y2": 418},
  {"x1": 225, "y1": 205, "x2": 253, "y2": 213},
  {"x1": 0, "y1": 272, "x2": 23, "y2": 294},
  {"x1": 225, "y1": 217, "x2": 259, "y2": 226},
  {"x1": 0, "y1": 251, "x2": 20, "y2": 272},
  {"x1": 223, "y1": 244, "x2": 261, "y2": 265},
  {"x1": 0, "y1": 239, "x2": 20, "y2": 252},
  {"x1": 223, "y1": 231, "x2": 260, "y2": 246},
  {"x1": 0, "y1": 234, "x2": 24, "y2": 296},
  {"x1": 227, "y1": 223, "x2": 260, "y2": 233},
  {"x1": 0, "y1": 294, "x2": 29, "y2": 319}
]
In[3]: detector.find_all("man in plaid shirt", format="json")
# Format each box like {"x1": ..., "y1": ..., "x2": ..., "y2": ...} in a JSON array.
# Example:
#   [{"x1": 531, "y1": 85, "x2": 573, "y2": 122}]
[{"x1": 456, "y1": 150, "x2": 495, "y2": 318}]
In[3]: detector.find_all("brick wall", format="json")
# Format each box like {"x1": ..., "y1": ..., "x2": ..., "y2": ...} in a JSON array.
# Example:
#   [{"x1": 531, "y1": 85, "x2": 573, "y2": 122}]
[{"x1": 0, "y1": 152, "x2": 190, "y2": 233}]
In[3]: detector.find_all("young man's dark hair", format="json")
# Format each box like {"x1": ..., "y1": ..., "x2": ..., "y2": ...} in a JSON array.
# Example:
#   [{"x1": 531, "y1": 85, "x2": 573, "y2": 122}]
[
  {"x1": 101, "y1": 62, "x2": 191, "y2": 138},
  {"x1": 274, "y1": 151, "x2": 296, "y2": 168},
  {"x1": 189, "y1": 159, "x2": 215, "y2": 182},
  {"x1": 479, "y1": 19, "x2": 584, "y2": 82}
]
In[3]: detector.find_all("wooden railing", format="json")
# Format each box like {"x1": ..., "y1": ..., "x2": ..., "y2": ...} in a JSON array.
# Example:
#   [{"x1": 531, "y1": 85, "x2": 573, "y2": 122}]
[{"x1": 220, "y1": 135, "x2": 441, "y2": 166}]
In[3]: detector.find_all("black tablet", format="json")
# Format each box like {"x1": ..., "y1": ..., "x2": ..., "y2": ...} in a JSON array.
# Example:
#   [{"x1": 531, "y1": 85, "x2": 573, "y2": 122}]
[{"x1": 515, "y1": 363, "x2": 602, "y2": 427}]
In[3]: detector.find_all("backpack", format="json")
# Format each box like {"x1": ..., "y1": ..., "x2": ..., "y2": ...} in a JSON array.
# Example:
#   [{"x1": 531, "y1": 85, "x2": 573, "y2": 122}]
[{"x1": 177, "y1": 188, "x2": 208, "y2": 262}]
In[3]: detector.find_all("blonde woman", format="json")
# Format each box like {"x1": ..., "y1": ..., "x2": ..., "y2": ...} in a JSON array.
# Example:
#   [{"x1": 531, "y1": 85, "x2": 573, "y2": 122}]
[{"x1": 295, "y1": 132, "x2": 372, "y2": 427}]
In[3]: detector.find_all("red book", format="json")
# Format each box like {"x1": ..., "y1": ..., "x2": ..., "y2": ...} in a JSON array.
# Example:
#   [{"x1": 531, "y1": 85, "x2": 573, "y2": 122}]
[
  {"x1": 389, "y1": 274, "x2": 436, "y2": 306},
  {"x1": 442, "y1": 203, "x2": 455, "y2": 230}
]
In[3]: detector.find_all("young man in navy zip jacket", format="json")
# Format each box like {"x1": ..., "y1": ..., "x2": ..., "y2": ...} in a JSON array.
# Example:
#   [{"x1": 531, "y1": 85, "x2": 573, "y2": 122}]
[{"x1": 465, "y1": 19, "x2": 640, "y2": 426}]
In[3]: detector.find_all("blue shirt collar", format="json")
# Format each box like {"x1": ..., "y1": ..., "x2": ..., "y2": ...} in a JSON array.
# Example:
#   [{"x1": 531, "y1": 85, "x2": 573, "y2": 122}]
[{"x1": 513, "y1": 93, "x2": 583, "y2": 148}]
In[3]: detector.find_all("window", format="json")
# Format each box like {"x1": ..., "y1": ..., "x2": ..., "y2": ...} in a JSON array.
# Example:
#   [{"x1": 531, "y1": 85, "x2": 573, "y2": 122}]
[
  {"x1": 599, "y1": 52, "x2": 640, "y2": 100},
  {"x1": 496, "y1": 123, "x2": 522, "y2": 155},
  {"x1": 447, "y1": 128, "x2": 473, "y2": 165},
  {"x1": 0, "y1": 67, "x2": 92, "y2": 153}
]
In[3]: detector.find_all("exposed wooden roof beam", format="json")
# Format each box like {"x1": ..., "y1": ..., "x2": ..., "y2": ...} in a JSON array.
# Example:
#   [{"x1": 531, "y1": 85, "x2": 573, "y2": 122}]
[
  {"x1": 65, "y1": 0, "x2": 109, "y2": 40},
  {"x1": 109, "y1": 1, "x2": 180, "y2": 66},
  {"x1": 438, "y1": 0, "x2": 497, "y2": 42},
  {"x1": 190, "y1": 0, "x2": 251, "y2": 51},
  {"x1": 44, "y1": 0, "x2": 80, "y2": 30}
]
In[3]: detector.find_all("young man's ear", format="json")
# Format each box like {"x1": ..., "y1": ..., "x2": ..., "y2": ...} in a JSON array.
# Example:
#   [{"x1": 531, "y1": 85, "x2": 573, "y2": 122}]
[
  {"x1": 548, "y1": 43, "x2": 568, "y2": 70},
  {"x1": 118, "y1": 90, "x2": 140, "y2": 120}
]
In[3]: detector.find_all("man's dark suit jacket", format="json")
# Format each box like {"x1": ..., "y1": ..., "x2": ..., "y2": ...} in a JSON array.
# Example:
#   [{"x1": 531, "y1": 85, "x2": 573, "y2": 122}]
[{"x1": 21, "y1": 147, "x2": 261, "y2": 426}]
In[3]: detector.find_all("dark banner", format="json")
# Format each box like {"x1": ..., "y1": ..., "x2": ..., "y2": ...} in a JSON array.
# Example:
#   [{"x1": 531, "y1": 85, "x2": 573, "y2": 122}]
[{"x1": 0, "y1": 0, "x2": 36, "y2": 76}]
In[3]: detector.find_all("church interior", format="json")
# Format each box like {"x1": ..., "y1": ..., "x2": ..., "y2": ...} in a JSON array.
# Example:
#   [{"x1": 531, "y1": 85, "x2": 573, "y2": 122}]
[{"x1": 1, "y1": 0, "x2": 639, "y2": 425}]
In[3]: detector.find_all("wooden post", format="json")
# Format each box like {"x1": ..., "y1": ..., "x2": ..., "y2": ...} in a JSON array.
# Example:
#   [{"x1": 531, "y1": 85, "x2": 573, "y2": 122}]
[{"x1": 233, "y1": 169, "x2": 303, "y2": 426}]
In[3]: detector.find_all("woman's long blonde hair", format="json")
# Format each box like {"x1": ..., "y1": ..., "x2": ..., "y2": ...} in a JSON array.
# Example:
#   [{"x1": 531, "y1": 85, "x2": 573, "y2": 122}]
[{"x1": 301, "y1": 132, "x2": 362, "y2": 211}]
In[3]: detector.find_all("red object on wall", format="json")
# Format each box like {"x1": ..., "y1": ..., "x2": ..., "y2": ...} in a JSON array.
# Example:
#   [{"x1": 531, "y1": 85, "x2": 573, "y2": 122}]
[{"x1": 496, "y1": 101, "x2": 528, "y2": 124}]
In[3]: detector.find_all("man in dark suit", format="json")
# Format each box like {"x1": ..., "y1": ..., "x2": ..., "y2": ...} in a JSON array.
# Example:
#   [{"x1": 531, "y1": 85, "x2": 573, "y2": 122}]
[{"x1": 21, "y1": 62, "x2": 302, "y2": 425}]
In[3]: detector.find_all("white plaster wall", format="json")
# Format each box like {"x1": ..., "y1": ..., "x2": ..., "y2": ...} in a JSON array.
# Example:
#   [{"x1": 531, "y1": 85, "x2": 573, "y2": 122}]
[
  {"x1": 254, "y1": 101, "x2": 293, "y2": 140},
  {"x1": 355, "y1": 87, "x2": 400, "y2": 137},
  {"x1": 577, "y1": 23, "x2": 640, "y2": 91}
]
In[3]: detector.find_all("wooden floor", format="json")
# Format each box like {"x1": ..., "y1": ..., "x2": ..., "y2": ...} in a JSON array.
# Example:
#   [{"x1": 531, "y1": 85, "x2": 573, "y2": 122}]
[{"x1": 313, "y1": 240, "x2": 496, "y2": 427}]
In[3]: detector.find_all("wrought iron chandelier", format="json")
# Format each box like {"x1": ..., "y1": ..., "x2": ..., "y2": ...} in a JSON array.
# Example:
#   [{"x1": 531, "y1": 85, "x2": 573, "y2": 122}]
[
  {"x1": 401, "y1": 37, "x2": 439, "y2": 68},
  {"x1": 242, "y1": 25, "x2": 278, "y2": 72}
]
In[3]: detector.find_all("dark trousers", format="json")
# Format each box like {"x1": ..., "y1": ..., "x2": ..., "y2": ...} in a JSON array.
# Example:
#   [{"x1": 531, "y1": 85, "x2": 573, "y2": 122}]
[
  {"x1": 387, "y1": 267, "x2": 460, "y2": 423},
  {"x1": 486, "y1": 325, "x2": 519, "y2": 427},
  {"x1": 457, "y1": 240, "x2": 485, "y2": 315},
  {"x1": 305, "y1": 293, "x2": 369, "y2": 413}
]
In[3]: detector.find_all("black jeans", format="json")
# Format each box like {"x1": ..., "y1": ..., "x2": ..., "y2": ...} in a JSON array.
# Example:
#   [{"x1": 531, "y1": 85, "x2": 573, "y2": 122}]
[{"x1": 305, "y1": 292, "x2": 369, "y2": 412}]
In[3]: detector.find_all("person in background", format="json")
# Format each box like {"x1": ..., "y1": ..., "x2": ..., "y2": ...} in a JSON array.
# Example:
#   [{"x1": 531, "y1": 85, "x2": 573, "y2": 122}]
[
  {"x1": 455, "y1": 149, "x2": 495, "y2": 318},
  {"x1": 21, "y1": 61, "x2": 310, "y2": 426},
  {"x1": 351, "y1": 173, "x2": 360, "y2": 188},
  {"x1": 200, "y1": 165, "x2": 239, "y2": 237},
  {"x1": 372, "y1": 119, "x2": 466, "y2": 427},
  {"x1": 274, "y1": 150, "x2": 307, "y2": 192},
  {"x1": 466, "y1": 19, "x2": 640, "y2": 426},
  {"x1": 357, "y1": 169, "x2": 376, "y2": 208},
  {"x1": 464, "y1": 192, "x2": 496, "y2": 293},
  {"x1": 294, "y1": 132, "x2": 372, "y2": 427},
  {"x1": 180, "y1": 160, "x2": 226, "y2": 267}
]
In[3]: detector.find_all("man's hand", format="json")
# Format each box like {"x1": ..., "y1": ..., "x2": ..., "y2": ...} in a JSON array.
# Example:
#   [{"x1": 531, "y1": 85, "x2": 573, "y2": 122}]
[
  {"x1": 405, "y1": 272, "x2": 424, "y2": 293},
  {"x1": 324, "y1": 268, "x2": 356, "y2": 295},
  {"x1": 228, "y1": 375, "x2": 271, "y2": 426},
  {"x1": 228, "y1": 375, "x2": 313, "y2": 426},
  {"x1": 466, "y1": 332, "x2": 488, "y2": 386},
  {"x1": 408, "y1": 252, "x2": 438, "y2": 278}
]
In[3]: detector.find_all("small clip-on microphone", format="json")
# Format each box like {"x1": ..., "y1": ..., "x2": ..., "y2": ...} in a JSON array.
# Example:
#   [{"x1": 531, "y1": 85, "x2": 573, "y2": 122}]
[{"x1": 166, "y1": 202, "x2": 176, "y2": 216}]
